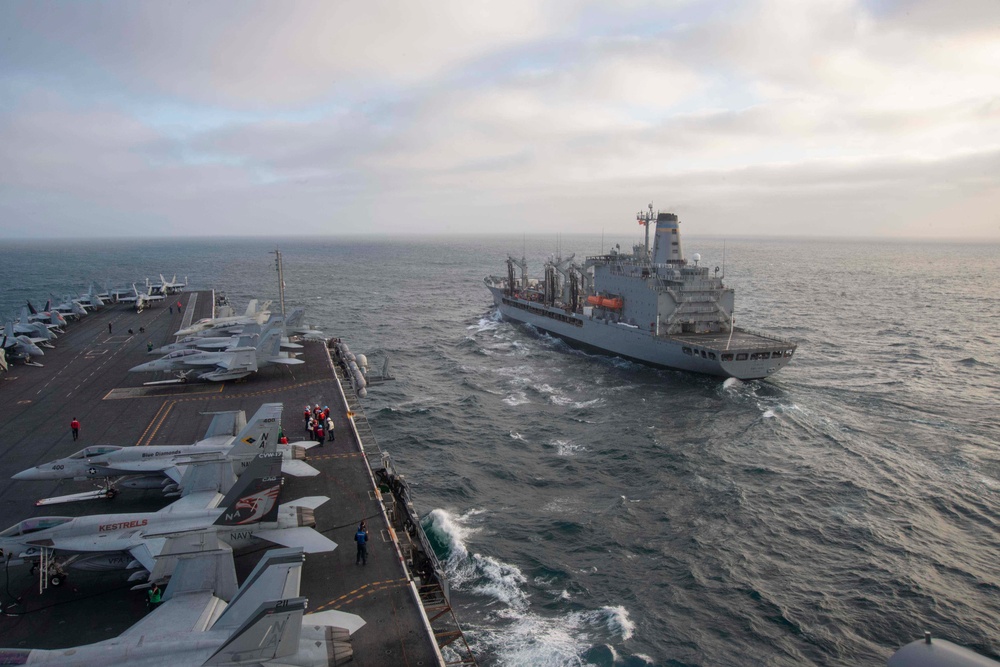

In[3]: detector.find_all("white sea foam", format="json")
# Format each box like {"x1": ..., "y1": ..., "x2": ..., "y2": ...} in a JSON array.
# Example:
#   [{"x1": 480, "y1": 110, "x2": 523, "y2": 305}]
[
  {"x1": 503, "y1": 391, "x2": 530, "y2": 406},
  {"x1": 723, "y1": 377, "x2": 743, "y2": 390},
  {"x1": 762, "y1": 409, "x2": 776, "y2": 418},
  {"x1": 509, "y1": 430, "x2": 525, "y2": 441},
  {"x1": 552, "y1": 439, "x2": 586, "y2": 456},
  {"x1": 550, "y1": 395, "x2": 605, "y2": 409},
  {"x1": 473, "y1": 604, "x2": 637, "y2": 666},
  {"x1": 424, "y1": 507, "x2": 487, "y2": 563}
]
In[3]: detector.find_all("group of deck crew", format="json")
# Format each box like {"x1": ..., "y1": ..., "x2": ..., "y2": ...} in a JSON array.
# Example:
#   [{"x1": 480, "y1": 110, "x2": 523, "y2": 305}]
[{"x1": 304, "y1": 404, "x2": 334, "y2": 443}]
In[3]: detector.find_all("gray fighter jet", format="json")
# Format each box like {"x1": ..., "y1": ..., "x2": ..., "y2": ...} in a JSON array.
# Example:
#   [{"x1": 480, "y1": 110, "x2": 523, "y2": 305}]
[
  {"x1": 0, "y1": 545, "x2": 365, "y2": 666},
  {"x1": 13, "y1": 403, "x2": 320, "y2": 503},
  {"x1": 0, "y1": 453, "x2": 337, "y2": 586}
]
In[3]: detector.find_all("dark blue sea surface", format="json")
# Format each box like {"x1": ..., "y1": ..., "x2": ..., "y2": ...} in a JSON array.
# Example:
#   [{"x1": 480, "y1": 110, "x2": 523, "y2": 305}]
[{"x1": 2, "y1": 235, "x2": 999, "y2": 666}]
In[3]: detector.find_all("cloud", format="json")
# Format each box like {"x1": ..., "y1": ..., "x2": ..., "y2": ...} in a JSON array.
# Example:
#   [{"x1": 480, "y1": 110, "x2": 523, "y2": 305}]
[{"x1": 0, "y1": 0, "x2": 998, "y2": 238}]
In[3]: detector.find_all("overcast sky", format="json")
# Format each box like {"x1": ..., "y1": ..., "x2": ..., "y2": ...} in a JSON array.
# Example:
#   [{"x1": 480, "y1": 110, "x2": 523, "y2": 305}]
[{"x1": 1, "y1": 0, "x2": 998, "y2": 239}]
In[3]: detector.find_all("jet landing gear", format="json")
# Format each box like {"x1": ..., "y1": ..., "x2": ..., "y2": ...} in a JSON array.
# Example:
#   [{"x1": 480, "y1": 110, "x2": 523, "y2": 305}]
[{"x1": 32, "y1": 549, "x2": 70, "y2": 592}]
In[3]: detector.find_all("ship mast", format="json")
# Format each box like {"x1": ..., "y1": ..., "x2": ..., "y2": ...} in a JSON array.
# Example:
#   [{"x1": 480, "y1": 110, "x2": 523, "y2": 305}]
[
  {"x1": 637, "y1": 202, "x2": 654, "y2": 261},
  {"x1": 271, "y1": 248, "x2": 286, "y2": 318}
]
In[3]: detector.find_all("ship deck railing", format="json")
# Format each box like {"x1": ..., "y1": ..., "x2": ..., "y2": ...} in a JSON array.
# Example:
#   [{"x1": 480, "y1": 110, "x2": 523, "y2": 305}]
[{"x1": 329, "y1": 345, "x2": 478, "y2": 666}]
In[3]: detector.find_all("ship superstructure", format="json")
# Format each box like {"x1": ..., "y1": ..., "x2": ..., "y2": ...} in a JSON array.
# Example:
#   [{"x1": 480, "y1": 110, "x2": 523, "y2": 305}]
[{"x1": 485, "y1": 205, "x2": 796, "y2": 380}]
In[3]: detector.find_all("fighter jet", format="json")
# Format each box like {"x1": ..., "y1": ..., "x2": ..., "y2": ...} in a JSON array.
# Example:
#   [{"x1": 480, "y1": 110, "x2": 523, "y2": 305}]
[
  {"x1": 150, "y1": 319, "x2": 302, "y2": 355},
  {"x1": 118, "y1": 283, "x2": 165, "y2": 312},
  {"x1": 0, "y1": 453, "x2": 337, "y2": 586},
  {"x1": 130, "y1": 327, "x2": 302, "y2": 382},
  {"x1": 152, "y1": 273, "x2": 187, "y2": 296},
  {"x1": 12, "y1": 312, "x2": 57, "y2": 346},
  {"x1": 49, "y1": 294, "x2": 88, "y2": 320},
  {"x1": 173, "y1": 299, "x2": 272, "y2": 337},
  {"x1": 2, "y1": 322, "x2": 45, "y2": 365},
  {"x1": 25, "y1": 301, "x2": 68, "y2": 330},
  {"x1": 13, "y1": 403, "x2": 321, "y2": 502},
  {"x1": 75, "y1": 284, "x2": 105, "y2": 310},
  {"x1": 0, "y1": 545, "x2": 365, "y2": 666}
]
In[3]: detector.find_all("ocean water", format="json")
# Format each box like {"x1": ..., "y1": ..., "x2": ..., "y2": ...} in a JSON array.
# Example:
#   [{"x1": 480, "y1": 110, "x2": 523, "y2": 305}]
[{"x1": 1, "y1": 234, "x2": 999, "y2": 666}]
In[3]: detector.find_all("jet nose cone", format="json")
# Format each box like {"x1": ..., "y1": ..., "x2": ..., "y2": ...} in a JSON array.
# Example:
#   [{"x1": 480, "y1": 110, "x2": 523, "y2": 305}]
[{"x1": 12, "y1": 467, "x2": 42, "y2": 481}]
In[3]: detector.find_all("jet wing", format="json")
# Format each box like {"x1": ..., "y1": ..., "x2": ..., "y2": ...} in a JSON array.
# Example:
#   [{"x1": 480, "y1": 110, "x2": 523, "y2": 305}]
[
  {"x1": 268, "y1": 357, "x2": 305, "y2": 365},
  {"x1": 158, "y1": 491, "x2": 224, "y2": 513},
  {"x1": 118, "y1": 589, "x2": 222, "y2": 639},
  {"x1": 253, "y1": 527, "x2": 338, "y2": 553},
  {"x1": 128, "y1": 538, "x2": 167, "y2": 572},
  {"x1": 281, "y1": 496, "x2": 329, "y2": 510},
  {"x1": 281, "y1": 459, "x2": 320, "y2": 477},
  {"x1": 306, "y1": 610, "x2": 367, "y2": 635}
]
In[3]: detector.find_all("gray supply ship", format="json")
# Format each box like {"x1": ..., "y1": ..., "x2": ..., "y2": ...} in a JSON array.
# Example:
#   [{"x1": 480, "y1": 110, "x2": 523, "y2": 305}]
[{"x1": 485, "y1": 205, "x2": 796, "y2": 380}]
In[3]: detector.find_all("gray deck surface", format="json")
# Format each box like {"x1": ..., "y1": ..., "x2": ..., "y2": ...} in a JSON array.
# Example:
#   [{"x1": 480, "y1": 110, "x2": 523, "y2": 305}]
[{"x1": 0, "y1": 291, "x2": 439, "y2": 666}]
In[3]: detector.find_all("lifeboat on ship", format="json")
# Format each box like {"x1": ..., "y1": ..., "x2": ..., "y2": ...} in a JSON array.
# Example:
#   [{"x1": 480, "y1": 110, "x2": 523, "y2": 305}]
[{"x1": 586, "y1": 295, "x2": 623, "y2": 310}]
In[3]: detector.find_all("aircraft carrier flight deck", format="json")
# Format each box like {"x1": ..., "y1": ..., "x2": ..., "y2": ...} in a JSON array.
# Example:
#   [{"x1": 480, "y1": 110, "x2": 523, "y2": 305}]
[{"x1": 0, "y1": 290, "x2": 472, "y2": 666}]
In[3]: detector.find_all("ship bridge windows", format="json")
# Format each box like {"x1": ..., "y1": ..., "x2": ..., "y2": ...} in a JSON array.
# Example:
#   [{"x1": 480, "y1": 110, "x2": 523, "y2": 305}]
[
  {"x1": 750, "y1": 352, "x2": 771, "y2": 360},
  {"x1": 784, "y1": 350, "x2": 794, "y2": 358},
  {"x1": 682, "y1": 347, "x2": 692, "y2": 356},
  {"x1": 708, "y1": 352, "x2": 716, "y2": 360},
  {"x1": 721, "y1": 353, "x2": 734, "y2": 362},
  {"x1": 736, "y1": 353, "x2": 748, "y2": 361}
]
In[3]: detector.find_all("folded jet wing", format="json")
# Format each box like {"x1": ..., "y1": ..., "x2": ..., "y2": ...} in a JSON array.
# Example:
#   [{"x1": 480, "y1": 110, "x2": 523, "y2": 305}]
[
  {"x1": 15, "y1": 403, "x2": 320, "y2": 504},
  {"x1": 0, "y1": 546, "x2": 365, "y2": 666}
]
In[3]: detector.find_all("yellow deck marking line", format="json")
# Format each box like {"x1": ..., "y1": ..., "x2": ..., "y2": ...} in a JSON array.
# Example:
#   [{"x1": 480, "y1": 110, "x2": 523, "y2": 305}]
[
  {"x1": 306, "y1": 452, "x2": 364, "y2": 461},
  {"x1": 135, "y1": 400, "x2": 175, "y2": 446},
  {"x1": 105, "y1": 377, "x2": 332, "y2": 401},
  {"x1": 311, "y1": 578, "x2": 409, "y2": 611}
]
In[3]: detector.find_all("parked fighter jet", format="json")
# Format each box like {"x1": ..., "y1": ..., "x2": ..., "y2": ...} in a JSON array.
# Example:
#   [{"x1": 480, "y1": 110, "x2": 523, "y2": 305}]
[
  {"x1": 0, "y1": 453, "x2": 337, "y2": 587},
  {"x1": 25, "y1": 301, "x2": 68, "y2": 330},
  {"x1": 118, "y1": 283, "x2": 165, "y2": 312},
  {"x1": 150, "y1": 319, "x2": 302, "y2": 355},
  {"x1": 173, "y1": 299, "x2": 272, "y2": 337},
  {"x1": 75, "y1": 285, "x2": 105, "y2": 310},
  {"x1": 49, "y1": 295, "x2": 88, "y2": 319},
  {"x1": 0, "y1": 544, "x2": 364, "y2": 666},
  {"x1": 13, "y1": 403, "x2": 320, "y2": 502},
  {"x1": 151, "y1": 274, "x2": 187, "y2": 295},
  {"x1": 12, "y1": 312, "x2": 57, "y2": 345},
  {"x1": 130, "y1": 327, "x2": 302, "y2": 382},
  {"x1": 2, "y1": 322, "x2": 45, "y2": 365}
]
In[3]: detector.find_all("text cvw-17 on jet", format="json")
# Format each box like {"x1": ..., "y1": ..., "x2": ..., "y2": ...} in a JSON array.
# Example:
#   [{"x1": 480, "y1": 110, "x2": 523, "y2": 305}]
[
  {"x1": 0, "y1": 545, "x2": 365, "y2": 666},
  {"x1": 13, "y1": 403, "x2": 321, "y2": 504},
  {"x1": 0, "y1": 453, "x2": 337, "y2": 586}
]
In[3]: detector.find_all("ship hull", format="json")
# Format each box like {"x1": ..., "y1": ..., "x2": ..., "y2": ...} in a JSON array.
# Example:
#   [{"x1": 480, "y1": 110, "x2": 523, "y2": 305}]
[{"x1": 487, "y1": 287, "x2": 793, "y2": 381}]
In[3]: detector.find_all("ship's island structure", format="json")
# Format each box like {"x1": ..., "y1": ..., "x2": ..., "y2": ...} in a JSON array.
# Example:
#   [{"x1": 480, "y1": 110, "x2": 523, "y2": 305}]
[{"x1": 485, "y1": 205, "x2": 797, "y2": 380}]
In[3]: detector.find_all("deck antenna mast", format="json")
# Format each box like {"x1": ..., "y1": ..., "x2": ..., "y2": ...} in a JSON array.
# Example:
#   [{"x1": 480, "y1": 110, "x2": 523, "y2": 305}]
[
  {"x1": 638, "y1": 202, "x2": 654, "y2": 261},
  {"x1": 271, "y1": 248, "x2": 286, "y2": 318}
]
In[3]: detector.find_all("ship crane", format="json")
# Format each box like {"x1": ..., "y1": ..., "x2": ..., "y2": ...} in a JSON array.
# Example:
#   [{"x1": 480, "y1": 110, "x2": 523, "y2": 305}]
[
  {"x1": 552, "y1": 254, "x2": 575, "y2": 306},
  {"x1": 507, "y1": 255, "x2": 528, "y2": 291}
]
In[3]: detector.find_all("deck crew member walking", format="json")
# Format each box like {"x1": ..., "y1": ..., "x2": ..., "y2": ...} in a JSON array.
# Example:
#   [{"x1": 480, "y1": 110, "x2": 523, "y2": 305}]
[
  {"x1": 70, "y1": 417, "x2": 80, "y2": 441},
  {"x1": 355, "y1": 521, "x2": 368, "y2": 565}
]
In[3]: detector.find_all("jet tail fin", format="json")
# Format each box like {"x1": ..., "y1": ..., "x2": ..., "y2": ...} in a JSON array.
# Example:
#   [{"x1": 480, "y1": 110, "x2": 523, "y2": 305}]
[
  {"x1": 178, "y1": 458, "x2": 236, "y2": 496},
  {"x1": 203, "y1": 597, "x2": 306, "y2": 665},
  {"x1": 285, "y1": 307, "x2": 305, "y2": 328},
  {"x1": 244, "y1": 299, "x2": 259, "y2": 317},
  {"x1": 212, "y1": 453, "x2": 282, "y2": 526},
  {"x1": 26, "y1": 301, "x2": 38, "y2": 315},
  {"x1": 210, "y1": 547, "x2": 304, "y2": 631},
  {"x1": 226, "y1": 403, "x2": 282, "y2": 459}
]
